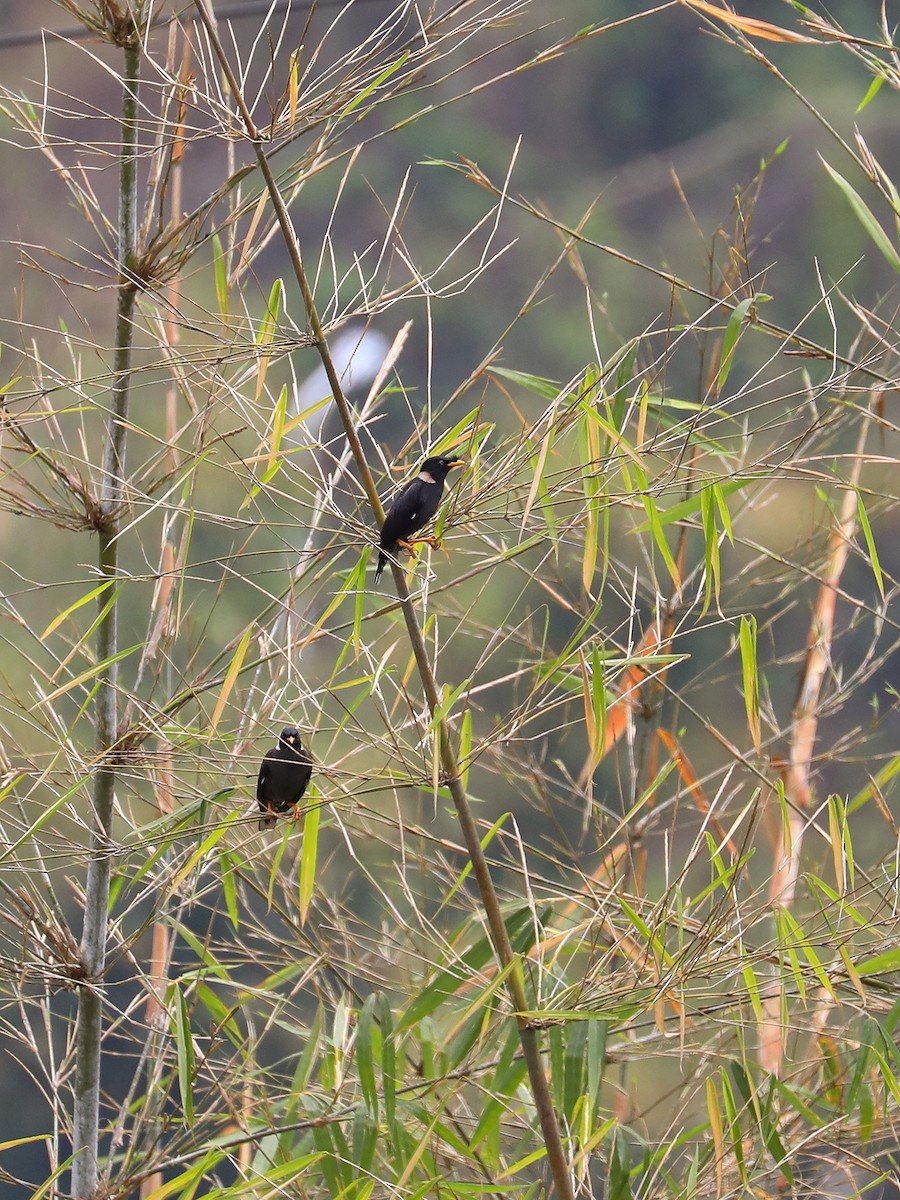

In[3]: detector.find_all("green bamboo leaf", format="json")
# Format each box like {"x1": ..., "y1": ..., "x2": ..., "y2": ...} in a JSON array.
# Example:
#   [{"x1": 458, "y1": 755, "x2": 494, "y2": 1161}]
[
  {"x1": 472, "y1": 1023, "x2": 525, "y2": 1153},
  {"x1": 379, "y1": 993, "x2": 396, "y2": 1135},
  {"x1": 608, "y1": 1125, "x2": 632, "y2": 1200},
  {"x1": 827, "y1": 792, "x2": 855, "y2": 894},
  {"x1": 240, "y1": 384, "x2": 289, "y2": 510},
  {"x1": 357, "y1": 993, "x2": 378, "y2": 1118},
  {"x1": 857, "y1": 946, "x2": 900, "y2": 977},
  {"x1": 522, "y1": 415, "x2": 557, "y2": 534},
  {"x1": 350, "y1": 1107, "x2": 379, "y2": 1181},
  {"x1": 170, "y1": 980, "x2": 195, "y2": 1125},
  {"x1": 578, "y1": 388, "x2": 604, "y2": 589},
  {"x1": 758, "y1": 1091, "x2": 794, "y2": 1184},
  {"x1": 139, "y1": 1154, "x2": 223, "y2": 1200},
  {"x1": 822, "y1": 158, "x2": 900, "y2": 272},
  {"x1": 849, "y1": 751, "x2": 900, "y2": 813},
  {"x1": 706, "y1": 1077, "x2": 724, "y2": 1180},
  {"x1": 298, "y1": 791, "x2": 321, "y2": 924},
  {"x1": 438, "y1": 811, "x2": 511, "y2": 911},
  {"x1": 256, "y1": 277, "x2": 283, "y2": 347},
  {"x1": 210, "y1": 625, "x2": 253, "y2": 732},
  {"x1": 312, "y1": 1124, "x2": 347, "y2": 1194},
  {"x1": 609, "y1": 339, "x2": 638, "y2": 431},
  {"x1": 169, "y1": 810, "x2": 243, "y2": 894},
  {"x1": 807, "y1": 874, "x2": 869, "y2": 926},
  {"x1": 254, "y1": 278, "x2": 283, "y2": 401},
  {"x1": 428, "y1": 407, "x2": 491, "y2": 456},
  {"x1": 400, "y1": 937, "x2": 492, "y2": 1031},
  {"x1": 631, "y1": 477, "x2": 750, "y2": 532},
  {"x1": 400, "y1": 906, "x2": 539, "y2": 1030},
  {"x1": 292, "y1": 1004, "x2": 324, "y2": 1095},
  {"x1": 741, "y1": 958, "x2": 764, "y2": 1024},
  {"x1": 845, "y1": 1018, "x2": 875, "y2": 1114},
  {"x1": 488, "y1": 365, "x2": 559, "y2": 399},
  {"x1": 205, "y1": 1154, "x2": 326, "y2": 1199},
  {"x1": 739, "y1": 614, "x2": 761, "y2": 754},
  {"x1": 563, "y1": 1019, "x2": 588, "y2": 1122},
  {"x1": 701, "y1": 484, "x2": 720, "y2": 616},
  {"x1": 0, "y1": 772, "x2": 93, "y2": 865},
  {"x1": 498, "y1": 1144, "x2": 549, "y2": 1180},
  {"x1": 41, "y1": 579, "x2": 117, "y2": 639},
  {"x1": 717, "y1": 297, "x2": 754, "y2": 392},
  {"x1": 858, "y1": 1078, "x2": 875, "y2": 1142},
  {"x1": 588, "y1": 1019, "x2": 608, "y2": 1122},
  {"x1": 194, "y1": 983, "x2": 242, "y2": 1047},
  {"x1": 713, "y1": 480, "x2": 735, "y2": 544},
  {"x1": 265, "y1": 817, "x2": 292, "y2": 905},
  {"x1": 780, "y1": 907, "x2": 835, "y2": 998},
  {"x1": 764, "y1": 1075, "x2": 823, "y2": 1128},
  {"x1": 25, "y1": 1156, "x2": 73, "y2": 1200},
  {"x1": 855, "y1": 489, "x2": 885, "y2": 599},
  {"x1": 458, "y1": 706, "x2": 473, "y2": 792},
  {"x1": 340, "y1": 50, "x2": 410, "y2": 117},
  {"x1": 640, "y1": 491, "x2": 681, "y2": 589},
  {"x1": 212, "y1": 232, "x2": 228, "y2": 318},
  {"x1": 34, "y1": 642, "x2": 142, "y2": 708},
  {"x1": 616, "y1": 895, "x2": 674, "y2": 968},
  {"x1": 549, "y1": 1024, "x2": 564, "y2": 1111},
  {"x1": 445, "y1": 998, "x2": 495, "y2": 1073},
  {"x1": 0, "y1": 1133, "x2": 50, "y2": 1151},
  {"x1": 218, "y1": 850, "x2": 239, "y2": 930},
  {"x1": 774, "y1": 908, "x2": 807, "y2": 1002},
  {"x1": 720, "y1": 1070, "x2": 747, "y2": 1185},
  {"x1": 857, "y1": 74, "x2": 885, "y2": 114}
]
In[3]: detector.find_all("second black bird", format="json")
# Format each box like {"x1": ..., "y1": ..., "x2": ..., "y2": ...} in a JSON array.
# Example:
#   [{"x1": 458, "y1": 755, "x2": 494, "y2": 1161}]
[
  {"x1": 257, "y1": 726, "x2": 313, "y2": 830},
  {"x1": 374, "y1": 455, "x2": 465, "y2": 583}
]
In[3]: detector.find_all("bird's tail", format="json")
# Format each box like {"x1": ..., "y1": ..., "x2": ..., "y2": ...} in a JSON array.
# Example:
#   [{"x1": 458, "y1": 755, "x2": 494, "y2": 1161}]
[
  {"x1": 258, "y1": 814, "x2": 277, "y2": 830},
  {"x1": 374, "y1": 550, "x2": 388, "y2": 582}
]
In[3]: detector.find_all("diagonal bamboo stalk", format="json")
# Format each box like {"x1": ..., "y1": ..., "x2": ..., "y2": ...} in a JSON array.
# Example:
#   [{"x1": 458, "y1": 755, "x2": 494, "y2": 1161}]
[
  {"x1": 192, "y1": 3, "x2": 575, "y2": 1195},
  {"x1": 759, "y1": 402, "x2": 874, "y2": 1076},
  {"x1": 71, "y1": 30, "x2": 141, "y2": 1200}
]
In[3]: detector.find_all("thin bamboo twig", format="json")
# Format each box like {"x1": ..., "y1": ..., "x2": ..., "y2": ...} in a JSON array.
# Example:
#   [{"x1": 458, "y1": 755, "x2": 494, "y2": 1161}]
[
  {"x1": 191, "y1": 3, "x2": 576, "y2": 1195},
  {"x1": 71, "y1": 30, "x2": 141, "y2": 1200}
]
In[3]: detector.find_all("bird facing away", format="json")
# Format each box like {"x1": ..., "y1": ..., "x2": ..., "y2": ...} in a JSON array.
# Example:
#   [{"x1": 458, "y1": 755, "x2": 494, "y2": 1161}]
[
  {"x1": 256, "y1": 727, "x2": 313, "y2": 830},
  {"x1": 374, "y1": 455, "x2": 465, "y2": 583}
]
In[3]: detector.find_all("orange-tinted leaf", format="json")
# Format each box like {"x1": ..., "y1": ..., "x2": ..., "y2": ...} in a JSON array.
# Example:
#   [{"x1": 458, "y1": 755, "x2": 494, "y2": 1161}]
[
  {"x1": 657, "y1": 728, "x2": 739, "y2": 857},
  {"x1": 681, "y1": 0, "x2": 817, "y2": 43}
]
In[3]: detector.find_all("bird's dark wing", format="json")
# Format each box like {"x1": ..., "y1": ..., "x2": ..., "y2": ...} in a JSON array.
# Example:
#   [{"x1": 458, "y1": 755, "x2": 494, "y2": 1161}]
[
  {"x1": 382, "y1": 478, "x2": 447, "y2": 545},
  {"x1": 257, "y1": 756, "x2": 277, "y2": 828},
  {"x1": 256, "y1": 759, "x2": 269, "y2": 804},
  {"x1": 379, "y1": 479, "x2": 424, "y2": 548}
]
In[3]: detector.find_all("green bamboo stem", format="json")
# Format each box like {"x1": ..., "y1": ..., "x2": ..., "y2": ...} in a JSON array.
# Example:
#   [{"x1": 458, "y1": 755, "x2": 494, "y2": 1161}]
[
  {"x1": 71, "y1": 34, "x2": 140, "y2": 1200},
  {"x1": 192, "y1": 5, "x2": 575, "y2": 1196}
]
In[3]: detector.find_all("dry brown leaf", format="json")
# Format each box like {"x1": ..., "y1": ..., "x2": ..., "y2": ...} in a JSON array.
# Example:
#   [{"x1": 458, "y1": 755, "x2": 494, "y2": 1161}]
[{"x1": 681, "y1": 0, "x2": 818, "y2": 43}]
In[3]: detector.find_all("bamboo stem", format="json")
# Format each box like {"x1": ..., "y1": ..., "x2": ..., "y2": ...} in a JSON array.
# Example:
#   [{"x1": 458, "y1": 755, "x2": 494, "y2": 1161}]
[
  {"x1": 71, "y1": 34, "x2": 140, "y2": 1199},
  {"x1": 191, "y1": 4, "x2": 575, "y2": 1195}
]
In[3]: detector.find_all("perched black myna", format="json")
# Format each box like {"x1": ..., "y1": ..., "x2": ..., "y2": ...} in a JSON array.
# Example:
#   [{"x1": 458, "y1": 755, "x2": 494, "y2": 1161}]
[
  {"x1": 374, "y1": 455, "x2": 465, "y2": 582},
  {"x1": 256, "y1": 726, "x2": 313, "y2": 830}
]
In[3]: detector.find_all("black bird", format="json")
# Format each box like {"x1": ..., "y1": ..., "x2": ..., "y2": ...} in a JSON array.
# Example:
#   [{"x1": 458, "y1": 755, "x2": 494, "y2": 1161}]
[
  {"x1": 256, "y1": 726, "x2": 313, "y2": 830},
  {"x1": 375, "y1": 455, "x2": 465, "y2": 583}
]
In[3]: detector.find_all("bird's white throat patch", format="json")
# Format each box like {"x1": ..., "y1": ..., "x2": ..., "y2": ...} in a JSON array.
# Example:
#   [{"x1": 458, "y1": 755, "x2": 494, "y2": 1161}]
[{"x1": 418, "y1": 470, "x2": 436, "y2": 484}]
